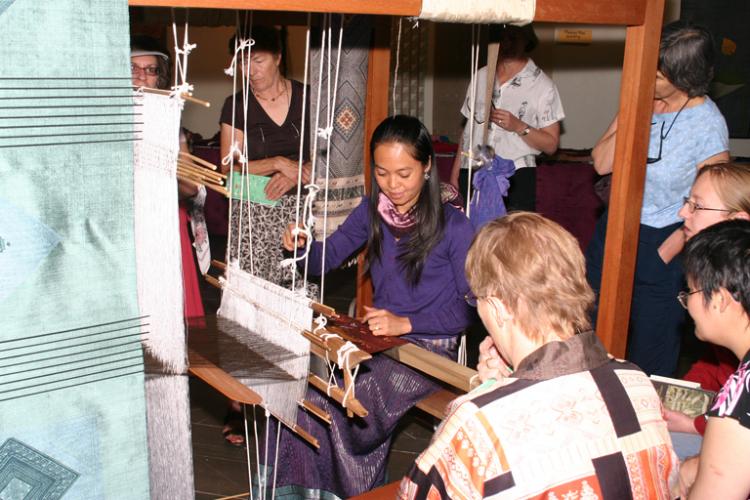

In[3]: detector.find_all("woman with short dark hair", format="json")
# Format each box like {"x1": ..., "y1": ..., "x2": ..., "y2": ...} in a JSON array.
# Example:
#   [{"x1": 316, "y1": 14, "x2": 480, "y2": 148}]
[
  {"x1": 449, "y1": 23, "x2": 564, "y2": 212},
  {"x1": 678, "y1": 219, "x2": 750, "y2": 498},
  {"x1": 587, "y1": 20, "x2": 730, "y2": 377}
]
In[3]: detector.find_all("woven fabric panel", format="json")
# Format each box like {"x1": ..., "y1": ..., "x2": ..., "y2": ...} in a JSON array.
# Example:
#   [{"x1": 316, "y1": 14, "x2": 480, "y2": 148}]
[{"x1": 0, "y1": 1, "x2": 150, "y2": 498}]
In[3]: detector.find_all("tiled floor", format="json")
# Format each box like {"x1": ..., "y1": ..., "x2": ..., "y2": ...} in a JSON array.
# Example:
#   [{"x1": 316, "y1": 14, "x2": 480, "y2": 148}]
[{"x1": 191, "y1": 264, "x2": 435, "y2": 499}]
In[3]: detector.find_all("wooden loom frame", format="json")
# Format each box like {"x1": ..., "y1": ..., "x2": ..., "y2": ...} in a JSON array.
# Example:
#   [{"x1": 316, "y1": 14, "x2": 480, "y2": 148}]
[{"x1": 130, "y1": 0, "x2": 666, "y2": 359}]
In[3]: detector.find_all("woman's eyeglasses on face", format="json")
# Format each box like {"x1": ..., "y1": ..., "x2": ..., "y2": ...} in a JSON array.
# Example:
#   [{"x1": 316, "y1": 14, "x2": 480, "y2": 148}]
[
  {"x1": 677, "y1": 288, "x2": 703, "y2": 309},
  {"x1": 131, "y1": 64, "x2": 160, "y2": 76},
  {"x1": 682, "y1": 197, "x2": 732, "y2": 215}
]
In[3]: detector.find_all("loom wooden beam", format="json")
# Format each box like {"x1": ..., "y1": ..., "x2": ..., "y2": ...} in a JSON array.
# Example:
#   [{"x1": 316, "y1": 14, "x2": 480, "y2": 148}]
[
  {"x1": 128, "y1": 0, "x2": 644, "y2": 25},
  {"x1": 303, "y1": 329, "x2": 372, "y2": 367},
  {"x1": 384, "y1": 343, "x2": 477, "y2": 393},
  {"x1": 188, "y1": 347, "x2": 263, "y2": 405},
  {"x1": 355, "y1": 15, "x2": 391, "y2": 317},
  {"x1": 595, "y1": 0, "x2": 665, "y2": 358},
  {"x1": 308, "y1": 373, "x2": 369, "y2": 417}
]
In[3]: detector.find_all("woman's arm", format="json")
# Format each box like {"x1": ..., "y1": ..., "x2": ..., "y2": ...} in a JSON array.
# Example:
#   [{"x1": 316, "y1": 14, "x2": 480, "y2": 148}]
[
  {"x1": 408, "y1": 214, "x2": 475, "y2": 336},
  {"x1": 490, "y1": 108, "x2": 560, "y2": 156},
  {"x1": 684, "y1": 416, "x2": 750, "y2": 499},
  {"x1": 219, "y1": 123, "x2": 299, "y2": 177},
  {"x1": 591, "y1": 115, "x2": 618, "y2": 175},
  {"x1": 449, "y1": 132, "x2": 465, "y2": 189}
]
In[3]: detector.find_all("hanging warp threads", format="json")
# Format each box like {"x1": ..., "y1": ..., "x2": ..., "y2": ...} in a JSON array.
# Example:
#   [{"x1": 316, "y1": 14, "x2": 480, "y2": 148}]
[
  {"x1": 218, "y1": 263, "x2": 312, "y2": 423},
  {"x1": 218, "y1": 23, "x2": 313, "y2": 425},
  {"x1": 133, "y1": 89, "x2": 195, "y2": 500}
]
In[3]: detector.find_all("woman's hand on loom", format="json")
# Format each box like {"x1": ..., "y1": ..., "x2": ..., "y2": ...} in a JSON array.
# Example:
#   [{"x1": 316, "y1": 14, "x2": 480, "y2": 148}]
[
  {"x1": 362, "y1": 306, "x2": 412, "y2": 337},
  {"x1": 265, "y1": 173, "x2": 296, "y2": 200},
  {"x1": 477, "y1": 336, "x2": 512, "y2": 382},
  {"x1": 282, "y1": 222, "x2": 308, "y2": 251}
]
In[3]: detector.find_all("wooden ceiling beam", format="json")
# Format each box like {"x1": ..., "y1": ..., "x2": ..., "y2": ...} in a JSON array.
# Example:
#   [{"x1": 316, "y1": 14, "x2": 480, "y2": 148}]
[{"x1": 129, "y1": 0, "x2": 644, "y2": 26}]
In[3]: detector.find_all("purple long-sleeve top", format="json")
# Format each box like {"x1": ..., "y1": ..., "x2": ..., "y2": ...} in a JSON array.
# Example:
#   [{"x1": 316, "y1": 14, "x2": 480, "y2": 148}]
[{"x1": 305, "y1": 198, "x2": 475, "y2": 340}]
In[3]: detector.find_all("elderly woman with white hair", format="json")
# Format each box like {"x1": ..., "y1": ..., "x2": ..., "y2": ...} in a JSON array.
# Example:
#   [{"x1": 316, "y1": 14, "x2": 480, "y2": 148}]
[{"x1": 401, "y1": 212, "x2": 678, "y2": 499}]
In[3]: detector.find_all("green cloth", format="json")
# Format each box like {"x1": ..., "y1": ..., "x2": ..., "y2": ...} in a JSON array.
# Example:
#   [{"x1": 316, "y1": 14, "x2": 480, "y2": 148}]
[{"x1": 0, "y1": 0, "x2": 150, "y2": 498}]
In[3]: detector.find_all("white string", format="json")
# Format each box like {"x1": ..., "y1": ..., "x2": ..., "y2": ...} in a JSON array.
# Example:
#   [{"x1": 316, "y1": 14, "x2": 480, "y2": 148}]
[
  {"x1": 337, "y1": 341, "x2": 361, "y2": 407},
  {"x1": 225, "y1": 13, "x2": 241, "y2": 268},
  {"x1": 290, "y1": 14, "x2": 313, "y2": 291},
  {"x1": 242, "y1": 404, "x2": 254, "y2": 500},
  {"x1": 318, "y1": 15, "x2": 344, "y2": 304},
  {"x1": 170, "y1": 11, "x2": 197, "y2": 109},
  {"x1": 300, "y1": 18, "x2": 329, "y2": 288},
  {"x1": 313, "y1": 314, "x2": 328, "y2": 333},
  {"x1": 465, "y1": 24, "x2": 481, "y2": 216},
  {"x1": 392, "y1": 17, "x2": 403, "y2": 116},
  {"x1": 271, "y1": 414, "x2": 282, "y2": 500}
]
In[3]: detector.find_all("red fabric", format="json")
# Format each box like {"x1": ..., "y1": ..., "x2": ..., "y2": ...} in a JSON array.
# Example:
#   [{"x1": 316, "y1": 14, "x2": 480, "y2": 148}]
[
  {"x1": 192, "y1": 145, "x2": 228, "y2": 237},
  {"x1": 684, "y1": 345, "x2": 737, "y2": 436},
  {"x1": 683, "y1": 345, "x2": 738, "y2": 392},
  {"x1": 179, "y1": 203, "x2": 205, "y2": 319},
  {"x1": 694, "y1": 414, "x2": 707, "y2": 435}
]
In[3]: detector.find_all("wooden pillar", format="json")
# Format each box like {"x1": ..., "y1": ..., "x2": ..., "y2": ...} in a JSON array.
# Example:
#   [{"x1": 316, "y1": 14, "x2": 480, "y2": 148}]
[
  {"x1": 355, "y1": 15, "x2": 391, "y2": 317},
  {"x1": 596, "y1": 0, "x2": 665, "y2": 357}
]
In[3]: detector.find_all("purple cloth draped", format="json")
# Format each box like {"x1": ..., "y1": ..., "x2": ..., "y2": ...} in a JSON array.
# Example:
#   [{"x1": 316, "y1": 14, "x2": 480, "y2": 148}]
[
  {"x1": 261, "y1": 338, "x2": 457, "y2": 499},
  {"x1": 469, "y1": 155, "x2": 515, "y2": 230}
]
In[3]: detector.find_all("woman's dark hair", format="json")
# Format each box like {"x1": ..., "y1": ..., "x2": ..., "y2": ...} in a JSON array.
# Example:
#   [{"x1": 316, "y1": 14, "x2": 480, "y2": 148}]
[
  {"x1": 684, "y1": 219, "x2": 750, "y2": 315},
  {"x1": 228, "y1": 25, "x2": 286, "y2": 75},
  {"x1": 490, "y1": 24, "x2": 538, "y2": 59},
  {"x1": 658, "y1": 20, "x2": 715, "y2": 98},
  {"x1": 368, "y1": 115, "x2": 444, "y2": 285},
  {"x1": 130, "y1": 34, "x2": 171, "y2": 90}
]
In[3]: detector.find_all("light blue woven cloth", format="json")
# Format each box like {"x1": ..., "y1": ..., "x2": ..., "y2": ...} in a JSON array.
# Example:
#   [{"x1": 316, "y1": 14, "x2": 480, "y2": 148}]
[{"x1": 0, "y1": 1, "x2": 150, "y2": 498}]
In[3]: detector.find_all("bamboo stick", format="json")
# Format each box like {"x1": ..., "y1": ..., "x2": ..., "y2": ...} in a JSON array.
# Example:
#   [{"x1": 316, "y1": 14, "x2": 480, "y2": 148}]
[
  {"x1": 179, "y1": 150, "x2": 218, "y2": 170},
  {"x1": 299, "y1": 399, "x2": 332, "y2": 424},
  {"x1": 139, "y1": 86, "x2": 210, "y2": 107},
  {"x1": 177, "y1": 159, "x2": 226, "y2": 180},
  {"x1": 310, "y1": 301, "x2": 337, "y2": 317},
  {"x1": 177, "y1": 165, "x2": 225, "y2": 186},
  {"x1": 307, "y1": 374, "x2": 368, "y2": 418},
  {"x1": 178, "y1": 173, "x2": 229, "y2": 197},
  {"x1": 203, "y1": 274, "x2": 222, "y2": 289}
]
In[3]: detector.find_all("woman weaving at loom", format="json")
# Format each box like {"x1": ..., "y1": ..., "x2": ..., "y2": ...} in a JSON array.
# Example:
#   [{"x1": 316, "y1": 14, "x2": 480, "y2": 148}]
[{"x1": 277, "y1": 114, "x2": 475, "y2": 497}]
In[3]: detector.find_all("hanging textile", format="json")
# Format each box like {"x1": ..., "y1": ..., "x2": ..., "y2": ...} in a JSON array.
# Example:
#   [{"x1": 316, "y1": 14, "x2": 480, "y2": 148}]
[
  {"x1": 419, "y1": 0, "x2": 535, "y2": 24},
  {"x1": 133, "y1": 91, "x2": 194, "y2": 500},
  {"x1": 0, "y1": 0, "x2": 150, "y2": 498},
  {"x1": 310, "y1": 15, "x2": 371, "y2": 238}
]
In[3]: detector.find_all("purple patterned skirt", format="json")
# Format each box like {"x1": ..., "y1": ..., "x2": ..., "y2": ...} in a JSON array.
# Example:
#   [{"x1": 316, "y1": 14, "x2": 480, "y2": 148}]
[{"x1": 260, "y1": 337, "x2": 457, "y2": 499}]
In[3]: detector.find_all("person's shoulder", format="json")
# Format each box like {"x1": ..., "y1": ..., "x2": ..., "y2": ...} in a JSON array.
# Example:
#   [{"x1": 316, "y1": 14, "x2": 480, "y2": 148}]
[{"x1": 443, "y1": 203, "x2": 472, "y2": 228}]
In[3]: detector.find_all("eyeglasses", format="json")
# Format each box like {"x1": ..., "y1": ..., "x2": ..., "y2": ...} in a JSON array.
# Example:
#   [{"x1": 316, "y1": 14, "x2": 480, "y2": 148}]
[
  {"x1": 646, "y1": 121, "x2": 665, "y2": 164},
  {"x1": 646, "y1": 98, "x2": 690, "y2": 164},
  {"x1": 465, "y1": 292, "x2": 489, "y2": 307},
  {"x1": 682, "y1": 197, "x2": 732, "y2": 215},
  {"x1": 131, "y1": 64, "x2": 160, "y2": 76},
  {"x1": 677, "y1": 288, "x2": 703, "y2": 309}
]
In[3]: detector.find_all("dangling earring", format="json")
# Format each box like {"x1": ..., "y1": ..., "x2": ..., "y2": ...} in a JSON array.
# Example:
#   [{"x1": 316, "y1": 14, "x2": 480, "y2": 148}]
[{"x1": 424, "y1": 172, "x2": 430, "y2": 180}]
